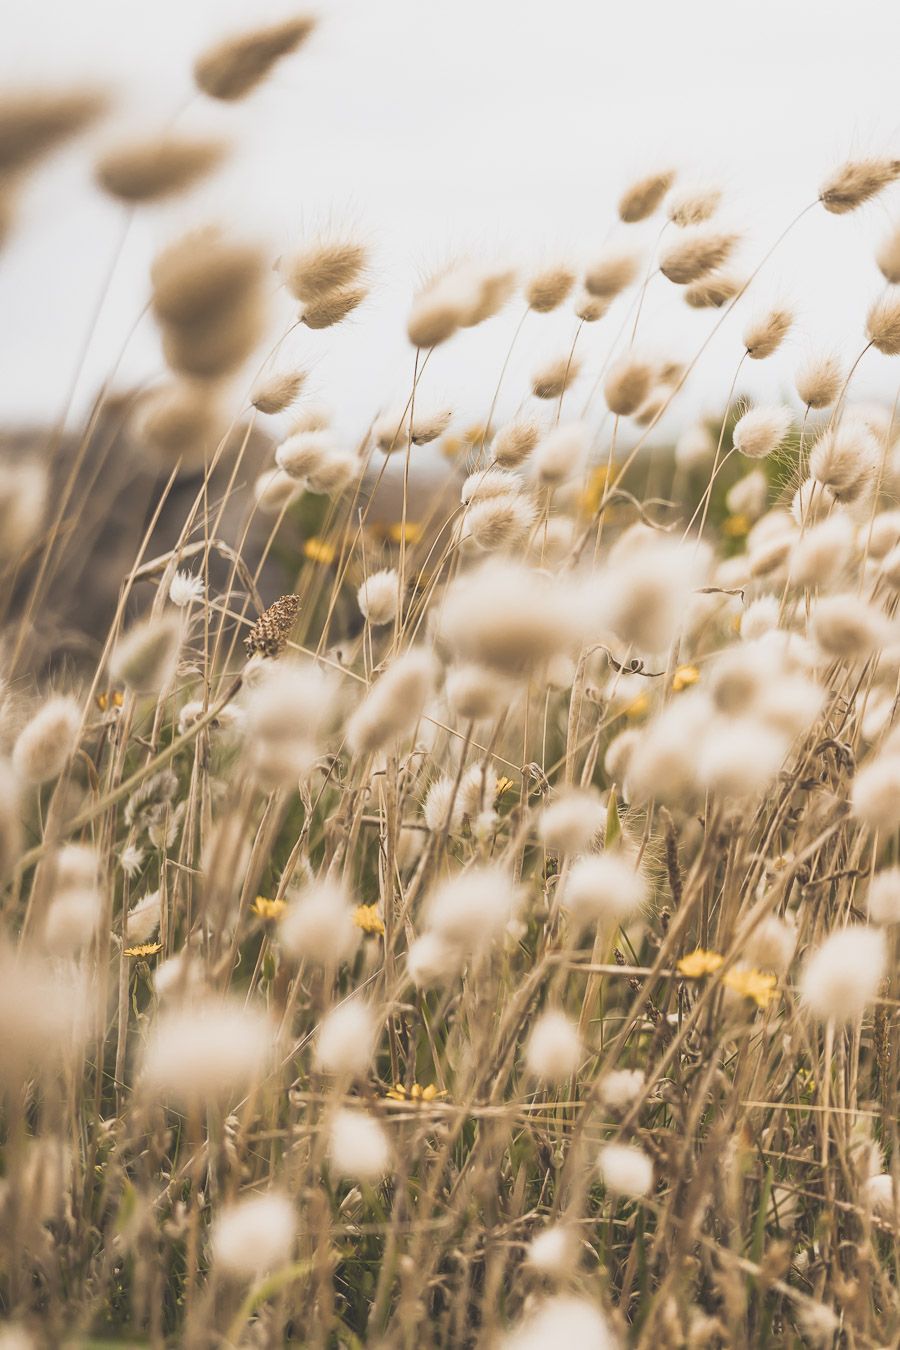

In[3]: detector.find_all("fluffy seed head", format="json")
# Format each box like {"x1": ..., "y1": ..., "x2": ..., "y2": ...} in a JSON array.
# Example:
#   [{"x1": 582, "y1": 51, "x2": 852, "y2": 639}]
[
  {"x1": 795, "y1": 351, "x2": 843, "y2": 409},
  {"x1": 169, "y1": 570, "x2": 204, "y2": 608},
  {"x1": 819, "y1": 157, "x2": 900, "y2": 214},
  {"x1": 525, "y1": 1010, "x2": 581, "y2": 1081},
  {"x1": 683, "y1": 271, "x2": 743, "y2": 308},
  {"x1": 562, "y1": 853, "x2": 646, "y2": 932},
  {"x1": 591, "y1": 537, "x2": 702, "y2": 654},
  {"x1": 659, "y1": 229, "x2": 739, "y2": 284},
  {"x1": 425, "y1": 865, "x2": 521, "y2": 955},
  {"x1": 502, "y1": 1295, "x2": 617, "y2": 1350},
  {"x1": 876, "y1": 223, "x2": 900, "y2": 284},
  {"x1": 791, "y1": 514, "x2": 854, "y2": 589},
  {"x1": 531, "y1": 354, "x2": 581, "y2": 400},
  {"x1": 800, "y1": 925, "x2": 887, "y2": 1021},
  {"x1": 406, "y1": 931, "x2": 463, "y2": 988},
  {"x1": 538, "y1": 789, "x2": 606, "y2": 855},
  {"x1": 346, "y1": 648, "x2": 436, "y2": 755},
  {"x1": 151, "y1": 228, "x2": 264, "y2": 331},
  {"x1": 531, "y1": 422, "x2": 588, "y2": 486},
  {"x1": 698, "y1": 718, "x2": 787, "y2": 799},
  {"x1": 461, "y1": 467, "x2": 523, "y2": 504},
  {"x1": 574, "y1": 292, "x2": 610, "y2": 322},
  {"x1": 604, "y1": 356, "x2": 654, "y2": 416},
  {"x1": 809, "y1": 422, "x2": 880, "y2": 503},
  {"x1": 866, "y1": 868, "x2": 900, "y2": 925},
  {"x1": 328, "y1": 1109, "x2": 390, "y2": 1181},
  {"x1": 301, "y1": 283, "x2": 367, "y2": 329},
  {"x1": 0, "y1": 88, "x2": 109, "y2": 175},
  {"x1": 43, "y1": 887, "x2": 102, "y2": 956},
  {"x1": 423, "y1": 775, "x2": 464, "y2": 833},
  {"x1": 852, "y1": 753, "x2": 900, "y2": 833},
  {"x1": 315, "y1": 1000, "x2": 378, "y2": 1078},
  {"x1": 668, "y1": 185, "x2": 722, "y2": 227},
  {"x1": 438, "y1": 560, "x2": 581, "y2": 675},
  {"x1": 137, "y1": 383, "x2": 222, "y2": 468},
  {"x1": 583, "y1": 246, "x2": 641, "y2": 299},
  {"x1": 254, "y1": 467, "x2": 302, "y2": 514},
  {"x1": 526, "y1": 265, "x2": 576, "y2": 313},
  {"x1": 126, "y1": 890, "x2": 162, "y2": 944},
  {"x1": 526, "y1": 1225, "x2": 578, "y2": 1278},
  {"x1": 358, "y1": 569, "x2": 400, "y2": 626},
  {"x1": 675, "y1": 422, "x2": 715, "y2": 471},
  {"x1": 276, "y1": 428, "x2": 333, "y2": 480},
  {"x1": 444, "y1": 664, "x2": 510, "y2": 722},
  {"x1": 464, "y1": 492, "x2": 537, "y2": 551},
  {"x1": 140, "y1": 999, "x2": 273, "y2": 1104},
  {"x1": 251, "y1": 369, "x2": 307, "y2": 415},
  {"x1": 13, "y1": 696, "x2": 81, "y2": 785},
  {"x1": 743, "y1": 305, "x2": 793, "y2": 359},
  {"x1": 810, "y1": 594, "x2": 886, "y2": 661},
  {"x1": 110, "y1": 615, "x2": 182, "y2": 694},
  {"x1": 866, "y1": 290, "x2": 900, "y2": 355},
  {"x1": 597, "y1": 1143, "x2": 654, "y2": 1197},
  {"x1": 212, "y1": 1192, "x2": 295, "y2": 1280},
  {"x1": 491, "y1": 419, "x2": 540, "y2": 468},
  {"x1": 618, "y1": 169, "x2": 675, "y2": 223},
  {"x1": 242, "y1": 659, "x2": 335, "y2": 787},
  {"x1": 745, "y1": 915, "x2": 797, "y2": 973},
  {"x1": 194, "y1": 16, "x2": 317, "y2": 100},
  {"x1": 0, "y1": 460, "x2": 46, "y2": 557},
  {"x1": 94, "y1": 135, "x2": 226, "y2": 203},
  {"x1": 285, "y1": 237, "x2": 368, "y2": 304},
  {"x1": 732, "y1": 405, "x2": 792, "y2": 459},
  {"x1": 279, "y1": 879, "x2": 360, "y2": 967},
  {"x1": 599, "y1": 1068, "x2": 645, "y2": 1110}
]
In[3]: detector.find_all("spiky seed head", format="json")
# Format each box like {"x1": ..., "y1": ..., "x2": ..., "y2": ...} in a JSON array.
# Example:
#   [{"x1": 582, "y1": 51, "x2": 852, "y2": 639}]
[
  {"x1": 866, "y1": 290, "x2": 900, "y2": 355},
  {"x1": 683, "y1": 271, "x2": 743, "y2": 308},
  {"x1": 743, "y1": 305, "x2": 793, "y2": 359},
  {"x1": 583, "y1": 246, "x2": 642, "y2": 299},
  {"x1": 603, "y1": 356, "x2": 653, "y2": 416},
  {"x1": 618, "y1": 168, "x2": 675, "y2": 223},
  {"x1": 244, "y1": 595, "x2": 301, "y2": 659},
  {"x1": 94, "y1": 135, "x2": 227, "y2": 203},
  {"x1": 531, "y1": 354, "x2": 581, "y2": 400},
  {"x1": 732, "y1": 405, "x2": 792, "y2": 459},
  {"x1": 795, "y1": 351, "x2": 843, "y2": 409},
  {"x1": 659, "y1": 229, "x2": 739, "y2": 284},
  {"x1": 819, "y1": 156, "x2": 900, "y2": 214},
  {"x1": 0, "y1": 88, "x2": 109, "y2": 175},
  {"x1": 667, "y1": 184, "x2": 722, "y2": 227},
  {"x1": 301, "y1": 283, "x2": 367, "y2": 329},
  {"x1": 491, "y1": 418, "x2": 541, "y2": 467},
  {"x1": 251, "y1": 369, "x2": 307, "y2": 415},
  {"x1": 284, "y1": 237, "x2": 368, "y2": 303},
  {"x1": 526, "y1": 265, "x2": 576, "y2": 313},
  {"x1": 194, "y1": 16, "x2": 317, "y2": 101}
]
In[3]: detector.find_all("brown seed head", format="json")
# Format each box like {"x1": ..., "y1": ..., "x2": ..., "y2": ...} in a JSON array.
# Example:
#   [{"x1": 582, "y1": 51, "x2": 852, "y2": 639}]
[
  {"x1": 683, "y1": 272, "x2": 744, "y2": 309},
  {"x1": 819, "y1": 156, "x2": 900, "y2": 214},
  {"x1": 151, "y1": 228, "x2": 265, "y2": 329},
  {"x1": 618, "y1": 169, "x2": 675, "y2": 223},
  {"x1": 251, "y1": 369, "x2": 307, "y2": 415},
  {"x1": 867, "y1": 290, "x2": 900, "y2": 355},
  {"x1": 526, "y1": 265, "x2": 576, "y2": 313},
  {"x1": 94, "y1": 135, "x2": 227, "y2": 203},
  {"x1": 0, "y1": 88, "x2": 109, "y2": 175},
  {"x1": 531, "y1": 354, "x2": 582, "y2": 400},
  {"x1": 244, "y1": 595, "x2": 301, "y2": 659},
  {"x1": 660, "y1": 229, "x2": 739, "y2": 285},
  {"x1": 604, "y1": 356, "x2": 654, "y2": 416},
  {"x1": 285, "y1": 238, "x2": 368, "y2": 303},
  {"x1": 584, "y1": 246, "x2": 641, "y2": 299},
  {"x1": 301, "y1": 283, "x2": 367, "y2": 329},
  {"x1": 194, "y1": 16, "x2": 317, "y2": 101},
  {"x1": 743, "y1": 305, "x2": 793, "y2": 360}
]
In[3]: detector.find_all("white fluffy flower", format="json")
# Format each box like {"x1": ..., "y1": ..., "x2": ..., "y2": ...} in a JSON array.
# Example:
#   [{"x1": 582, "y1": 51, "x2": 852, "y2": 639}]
[
  {"x1": 278, "y1": 879, "x2": 359, "y2": 967},
  {"x1": 328, "y1": 1108, "x2": 390, "y2": 1181},
  {"x1": 169, "y1": 569, "x2": 205, "y2": 608},
  {"x1": 211, "y1": 1191, "x2": 295, "y2": 1280},
  {"x1": 525, "y1": 1225, "x2": 578, "y2": 1278},
  {"x1": 852, "y1": 753, "x2": 900, "y2": 834},
  {"x1": 13, "y1": 696, "x2": 81, "y2": 785},
  {"x1": 502, "y1": 1295, "x2": 617, "y2": 1350},
  {"x1": 867, "y1": 868, "x2": 900, "y2": 925},
  {"x1": 599, "y1": 1068, "x2": 645, "y2": 1110},
  {"x1": 357, "y1": 569, "x2": 399, "y2": 626},
  {"x1": 126, "y1": 889, "x2": 161, "y2": 943},
  {"x1": 140, "y1": 999, "x2": 273, "y2": 1104},
  {"x1": 597, "y1": 1142, "x2": 654, "y2": 1198},
  {"x1": 562, "y1": 854, "x2": 646, "y2": 931},
  {"x1": 538, "y1": 789, "x2": 606, "y2": 855},
  {"x1": 524, "y1": 1010, "x2": 582, "y2": 1082},
  {"x1": 863, "y1": 1172, "x2": 896, "y2": 1221},
  {"x1": 425, "y1": 865, "x2": 521, "y2": 955},
  {"x1": 800, "y1": 925, "x2": 887, "y2": 1022},
  {"x1": 315, "y1": 1000, "x2": 378, "y2": 1078}
]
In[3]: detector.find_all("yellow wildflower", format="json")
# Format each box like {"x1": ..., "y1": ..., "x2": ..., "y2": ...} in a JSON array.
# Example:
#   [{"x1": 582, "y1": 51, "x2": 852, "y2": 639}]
[
  {"x1": 303, "y1": 535, "x2": 336, "y2": 565},
  {"x1": 124, "y1": 942, "x2": 162, "y2": 959},
  {"x1": 624, "y1": 693, "x2": 650, "y2": 721},
  {"x1": 96, "y1": 690, "x2": 124, "y2": 711},
  {"x1": 386, "y1": 521, "x2": 422, "y2": 545},
  {"x1": 672, "y1": 664, "x2": 700, "y2": 693},
  {"x1": 722, "y1": 967, "x2": 778, "y2": 1008},
  {"x1": 579, "y1": 464, "x2": 609, "y2": 517},
  {"x1": 494, "y1": 776, "x2": 517, "y2": 801},
  {"x1": 385, "y1": 1082, "x2": 447, "y2": 1103},
  {"x1": 677, "y1": 948, "x2": 724, "y2": 979},
  {"x1": 723, "y1": 513, "x2": 750, "y2": 539},
  {"x1": 353, "y1": 903, "x2": 385, "y2": 936},
  {"x1": 253, "y1": 896, "x2": 287, "y2": 921}
]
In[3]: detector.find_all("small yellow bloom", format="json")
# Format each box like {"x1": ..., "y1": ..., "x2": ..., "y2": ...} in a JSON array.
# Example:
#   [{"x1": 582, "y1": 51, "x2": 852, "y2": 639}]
[
  {"x1": 303, "y1": 536, "x2": 336, "y2": 565},
  {"x1": 353, "y1": 903, "x2": 385, "y2": 936},
  {"x1": 253, "y1": 896, "x2": 287, "y2": 922},
  {"x1": 124, "y1": 942, "x2": 162, "y2": 959},
  {"x1": 672, "y1": 664, "x2": 700, "y2": 693},
  {"x1": 723, "y1": 967, "x2": 778, "y2": 1008},
  {"x1": 386, "y1": 521, "x2": 422, "y2": 545},
  {"x1": 385, "y1": 1081, "x2": 447, "y2": 1103},
  {"x1": 624, "y1": 693, "x2": 650, "y2": 721},
  {"x1": 96, "y1": 690, "x2": 124, "y2": 711},
  {"x1": 723, "y1": 513, "x2": 750, "y2": 539},
  {"x1": 677, "y1": 948, "x2": 724, "y2": 979},
  {"x1": 579, "y1": 464, "x2": 610, "y2": 517},
  {"x1": 494, "y1": 776, "x2": 517, "y2": 801}
]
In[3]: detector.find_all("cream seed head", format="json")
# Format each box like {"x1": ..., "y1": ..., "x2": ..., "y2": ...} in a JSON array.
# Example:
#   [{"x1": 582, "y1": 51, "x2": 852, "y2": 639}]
[
  {"x1": 140, "y1": 999, "x2": 273, "y2": 1105},
  {"x1": 530, "y1": 422, "x2": 588, "y2": 487},
  {"x1": 867, "y1": 868, "x2": 900, "y2": 924},
  {"x1": 659, "y1": 229, "x2": 739, "y2": 285},
  {"x1": 444, "y1": 664, "x2": 511, "y2": 722},
  {"x1": 464, "y1": 493, "x2": 538, "y2": 552},
  {"x1": 618, "y1": 168, "x2": 675, "y2": 223},
  {"x1": 346, "y1": 648, "x2": 436, "y2": 755},
  {"x1": 603, "y1": 356, "x2": 654, "y2": 416},
  {"x1": 491, "y1": 418, "x2": 541, "y2": 468},
  {"x1": 438, "y1": 560, "x2": 582, "y2": 675},
  {"x1": 800, "y1": 925, "x2": 887, "y2": 1021},
  {"x1": 525, "y1": 1225, "x2": 578, "y2": 1278},
  {"x1": 727, "y1": 468, "x2": 769, "y2": 521},
  {"x1": 574, "y1": 291, "x2": 610, "y2": 322},
  {"x1": 809, "y1": 422, "x2": 880, "y2": 503},
  {"x1": 819, "y1": 156, "x2": 900, "y2": 214},
  {"x1": 126, "y1": 890, "x2": 162, "y2": 944},
  {"x1": 810, "y1": 594, "x2": 887, "y2": 661},
  {"x1": 502, "y1": 1295, "x2": 617, "y2": 1350},
  {"x1": 526, "y1": 264, "x2": 576, "y2": 313},
  {"x1": 315, "y1": 1000, "x2": 378, "y2": 1078},
  {"x1": 597, "y1": 1143, "x2": 654, "y2": 1198},
  {"x1": 194, "y1": 16, "x2": 317, "y2": 101},
  {"x1": 538, "y1": 788, "x2": 606, "y2": 855},
  {"x1": 13, "y1": 695, "x2": 81, "y2": 785},
  {"x1": 866, "y1": 290, "x2": 900, "y2": 355},
  {"x1": 732, "y1": 404, "x2": 792, "y2": 459},
  {"x1": 851, "y1": 752, "x2": 900, "y2": 833},
  {"x1": 668, "y1": 184, "x2": 722, "y2": 227},
  {"x1": 675, "y1": 422, "x2": 715, "y2": 471},
  {"x1": 524, "y1": 1010, "x2": 582, "y2": 1082},
  {"x1": 212, "y1": 1192, "x2": 295, "y2": 1281},
  {"x1": 254, "y1": 467, "x2": 303, "y2": 514},
  {"x1": 251, "y1": 368, "x2": 307, "y2": 415},
  {"x1": 584, "y1": 246, "x2": 642, "y2": 299},
  {"x1": 94, "y1": 134, "x2": 227, "y2": 203},
  {"x1": 358, "y1": 569, "x2": 400, "y2": 626},
  {"x1": 278, "y1": 879, "x2": 360, "y2": 967},
  {"x1": 284, "y1": 237, "x2": 368, "y2": 305},
  {"x1": 683, "y1": 271, "x2": 743, "y2": 308},
  {"x1": 876, "y1": 223, "x2": 900, "y2": 284},
  {"x1": 531, "y1": 353, "x2": 582, "y2": 400},
  {"x1": 743, "y1": 305, "x2": 793, "y2": 359},
  {"x1": 795, "y1": 351, "x2": 843, "y2": 409},
  {"x1": 328, "y1": 1108, "x2": 390, "y2": 1181},
  {"x1": 425, "y1": 865, "x2": 521, "y2": 955},
  {"x1": 562, "y1": 853, "x2": 646, "y2": 932},
  {"x1": 599, "y1": 1068, "x2": 645, "y2": 1110}
]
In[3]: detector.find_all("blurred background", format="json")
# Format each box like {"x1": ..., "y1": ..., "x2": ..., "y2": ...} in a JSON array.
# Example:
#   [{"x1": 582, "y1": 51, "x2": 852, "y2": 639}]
[{"x1": 1, "y1": 0, "x2": 900, "y2": 443}]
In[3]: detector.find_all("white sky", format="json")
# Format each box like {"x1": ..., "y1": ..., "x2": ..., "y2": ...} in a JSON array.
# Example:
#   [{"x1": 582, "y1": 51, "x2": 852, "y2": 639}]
[{"x1": 2, "y1": 0, "x2": 900, "y2": 445}]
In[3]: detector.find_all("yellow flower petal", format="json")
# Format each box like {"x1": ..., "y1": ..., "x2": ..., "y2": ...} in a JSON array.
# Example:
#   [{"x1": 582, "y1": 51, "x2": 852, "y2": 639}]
[
  {"x1": 124, "y1": 942, "x2": 162, "y2": 959},
  {"x1": 353, "y1": 903, "x2": 385, "y2": 936},
  {"x1": 672, "y1": 664, "x2": 700, "y2": 692},
  {"x1": 303, "y1": 536, "x2": 336, "y2": 565},
  {"x1": 253, "y1": 896, "x2": 287, "y2": 921},
  {"x1": 677, "y1": 948, "x2": 725, "y2": 979},
  {"x1": 722, "y1": 967, "x2": 778, "y2": 1008}
]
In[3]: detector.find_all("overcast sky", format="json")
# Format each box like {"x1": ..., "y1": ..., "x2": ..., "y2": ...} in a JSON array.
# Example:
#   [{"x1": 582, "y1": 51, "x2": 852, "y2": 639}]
[{"x1": 2, "y1": 0, "x2": 900, "y2": 444}]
